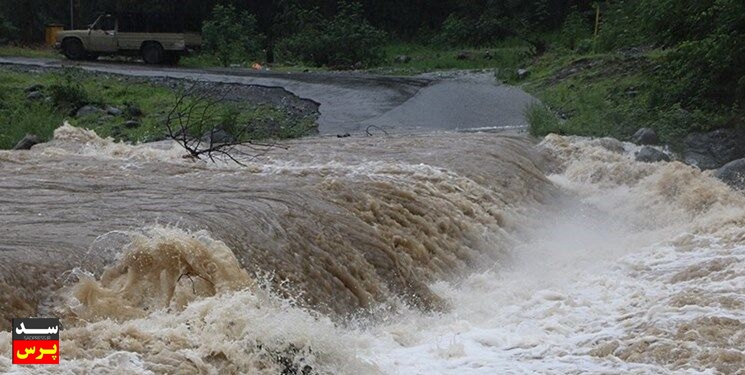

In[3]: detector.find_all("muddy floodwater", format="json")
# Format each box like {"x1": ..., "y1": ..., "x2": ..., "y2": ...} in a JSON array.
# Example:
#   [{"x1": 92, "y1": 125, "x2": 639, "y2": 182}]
[{"x1": 1, "y1": 125, "x2": 744, "y2": 374}]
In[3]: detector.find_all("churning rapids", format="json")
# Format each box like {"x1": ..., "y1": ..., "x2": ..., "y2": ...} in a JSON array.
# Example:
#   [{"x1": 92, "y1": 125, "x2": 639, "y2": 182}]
[{"x1": 1, "y1": 124, "x2": 744, "y2": 374}]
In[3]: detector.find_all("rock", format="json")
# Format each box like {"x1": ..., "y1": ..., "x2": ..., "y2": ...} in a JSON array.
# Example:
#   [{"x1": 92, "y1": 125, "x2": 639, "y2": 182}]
[
  {"x1": 106, "y1": 106, "x2": 123, "y2": 116},
  {"x1": 125, "y1": 104, "x2": 143, "y2": 117},
  {"x1": 97, "y1": 115, "x2": 115, "y2": 124},
  {"x1": 635, "y1": 146, "x2": 670, "y2": 163},
  {"x1": 109, "y1": 125, "x2": 123, "y2": 137},
  {"x1": 682, "y1": 128, "x2": 745, "y2": 170},
  {"x1": 24, "y1": 84, "x2": 44, "y2": 93},
  {"x1": 12, "y1": 134, "x2": 40, "y2": 150},
  {"x1": 456, "y1": 51, "x2": 471, "y2": 60},
  {"x1": 76, "y1": 105, "x2": 103, "y2": 118},
  {"x1": 715, "y1": 159, "x2": 745, "y2": 190},
  {"x1": 26, "y1": 91, "x2": 45, "y2": 101},
  {"x1": 394, "y1": 55, "x2": 411, "y2": 64},
  {"x1": 595, "y1": 137, "x2": 625, "y2": 153},
  {"x1": 202, "y1": 128, "x2": 236, "y2": 144},
  {"x1": 123, "y1": 120, "x2": 141, "y2": 129},
  {"x1": 516, "y1": 68, "x2": 530, "y2": 80},
  {"x1": 631, "y1": 128, "x2": 658, "y2": 145}
]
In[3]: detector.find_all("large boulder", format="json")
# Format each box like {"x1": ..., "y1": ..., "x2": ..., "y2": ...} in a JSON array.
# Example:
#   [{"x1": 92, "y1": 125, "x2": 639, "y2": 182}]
[
  {"x1": 714, "y1": 159, "x2": 745, "y2": 190},
  {"x1": 106, "y1": 106, "x2": 123, "y2": 116},
  {"x1": 682, "y1": 128, "x2": 745, "y2": 170},
  {"x1": 25, "y1": 91, "x2": 45, "y2": 101},
  {"x1": 125, "y1": 104, "x2": 143, "y2": 117},
  {"x1": 24, "y1": 84, "x2": 44, "y2": 93},
  {"x1": 202, "y1": 128, "x2": 236, "y2": 144},
  {"x1": 516, "y1": 68, "x2": 530, "y2": 80},
  {"x1": 12, "y1": 134, "x2": 40, "y2": 150},
  {"x1": 596, "y1": 137, "x2": 625, "y2": 153},
  {"x1": 456, "y1": 51, "x2": 471, "y2": 60},
  {"x1": 123, "y1": 120, "x2": 141, "y2": 129},
  {"x1": 631, "y1": 127, "x2": 658, "y2": 145},
  {"x1": 394, "y1": 55, "x2": 411, "y2": 64},
  {"x1": 76, "y1": 105, "x2": 104, "y2": 118},
  {"x1": 635, "y1": 146, "x2": 670, "y2": 163}
]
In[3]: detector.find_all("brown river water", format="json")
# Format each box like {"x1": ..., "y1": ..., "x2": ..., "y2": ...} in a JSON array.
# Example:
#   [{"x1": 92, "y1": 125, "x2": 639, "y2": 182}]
[{"x1": 1, "y1": 125, "x2": 744, "y2": 374}]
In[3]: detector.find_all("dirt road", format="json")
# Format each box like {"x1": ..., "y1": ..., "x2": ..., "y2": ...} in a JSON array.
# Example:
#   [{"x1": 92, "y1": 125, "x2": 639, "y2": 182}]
[{"x1": 0, "y1": 56, "x2": 535, "y2": 135}]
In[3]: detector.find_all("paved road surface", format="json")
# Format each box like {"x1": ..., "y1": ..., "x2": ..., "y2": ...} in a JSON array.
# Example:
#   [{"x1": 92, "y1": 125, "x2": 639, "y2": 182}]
[{"x1": 0, "y1": 56, "x2": 536, "y2": 135}]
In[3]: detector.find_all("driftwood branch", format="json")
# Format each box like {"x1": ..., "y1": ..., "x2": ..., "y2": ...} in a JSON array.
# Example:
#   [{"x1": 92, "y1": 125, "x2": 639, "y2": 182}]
[{"x1": 163, "y1": 83, "x2": 278, "y2": 165}]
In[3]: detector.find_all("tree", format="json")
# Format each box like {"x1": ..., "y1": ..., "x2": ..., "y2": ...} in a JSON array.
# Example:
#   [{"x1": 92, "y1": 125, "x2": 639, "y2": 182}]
[
  {"x1": 638, "y1": 0, "x2": 745, "y2": 107},
  {"x1": 201, "y1": 4, "x2": 264, "y2": 67},
  {"x1": 275, "y1": 1, "x2": 387, "y2": 68}
]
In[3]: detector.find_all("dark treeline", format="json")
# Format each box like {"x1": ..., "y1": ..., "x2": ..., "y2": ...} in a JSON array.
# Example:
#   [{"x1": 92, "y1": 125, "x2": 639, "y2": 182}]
[{"x1": 0, "y1": 0, "x2": 592, "y2": 43}]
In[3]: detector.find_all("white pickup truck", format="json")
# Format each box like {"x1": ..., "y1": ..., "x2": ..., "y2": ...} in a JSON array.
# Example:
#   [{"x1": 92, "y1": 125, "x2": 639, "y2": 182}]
[{"x1": 55, "y1": 12, "x2": 202, "y2": 65}]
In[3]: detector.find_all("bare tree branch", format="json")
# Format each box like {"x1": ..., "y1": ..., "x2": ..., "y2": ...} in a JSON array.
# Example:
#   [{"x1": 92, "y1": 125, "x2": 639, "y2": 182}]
[{"x1": 162, "y1": 83, "x2": 282, "y2": 165}]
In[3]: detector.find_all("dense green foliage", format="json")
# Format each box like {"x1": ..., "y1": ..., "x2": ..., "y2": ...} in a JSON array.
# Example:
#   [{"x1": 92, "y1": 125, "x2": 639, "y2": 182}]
[
  {"x1": 0, "y1": 13, "x2": 15, "y2": 43},
  {"x1": 519, "y1": 0, "x2": 744, "y2": 142},
  {"x1": 642, "y1": 0, "x2": 744, "y2": 109},
  {"x1": 275, "y1": 2, "x2": 386, "y2": 68},
  {"x1": 202, "y1": 4, "x2": 264, "y2": 67}
]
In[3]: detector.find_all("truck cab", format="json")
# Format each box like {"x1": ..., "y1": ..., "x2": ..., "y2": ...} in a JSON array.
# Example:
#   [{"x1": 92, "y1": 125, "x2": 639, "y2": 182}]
[{"x1": 56, "y1": 12, "x2": 202, "y2": 65}]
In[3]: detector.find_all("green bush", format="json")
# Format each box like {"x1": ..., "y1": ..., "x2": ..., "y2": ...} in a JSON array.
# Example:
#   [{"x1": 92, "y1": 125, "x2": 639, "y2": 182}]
[
  {"x1": 434, "y1": 14, "x2": 477, "y2": 46},
  {"x1": 560, "y1": 10, "x2": 590, "y2": 51},
  {"x1": 276, "y1": 2, "x2": 386, "y2": 68},
  {"x1": 641, "y1": 0, "x2": 745, "y2": 108},
  {"x1": 0, "y1": 14, "x2": 16, "y2": 44},
  {"x1": 49, "y1": 68, "x2": 89, "y2": 111},
  {"x1": 526, "y1": 102, "x2": 562, "y2": 136},
  {"x1": 202, "y1": 5, "x2": 264, "y2": 67},
  {"x1": 594, "y1": 1, "x2": 647, "y2": 52}
]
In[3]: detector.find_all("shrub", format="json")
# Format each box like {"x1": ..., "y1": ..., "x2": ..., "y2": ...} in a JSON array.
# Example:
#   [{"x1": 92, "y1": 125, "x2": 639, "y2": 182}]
[
  {"x1": 560, "y1": 10, "x2": 590, "y2": 51},
  {"x1": 642, "y1": 0, "x2": 745, "y2": 108},
  {"x1": 526, "y1": 102, "x2": 562, "y2": 137},
  {"x1": 434, "y1": 14, "x2": 476, "y2": 46},
  {"x1": 202, "y1": 5, "x2": 264, "y2": 67},
  {"x1": 49, "y1": 68, "x2": 89, "y2": 111},
  {"x1": 0, "y1": 14, "x2": 16, "y2": 44},
  {"x1": 593, "y1": 1, "x2": 647, "y2": 52},
  {"x1": 276, "y1": 2, "x2": 386, "y2": 68}
]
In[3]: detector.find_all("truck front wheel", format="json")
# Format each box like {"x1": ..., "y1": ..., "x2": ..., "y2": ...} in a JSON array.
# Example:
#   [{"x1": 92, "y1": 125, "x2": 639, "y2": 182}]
[
  {"x1": 141, "y1": 43, "x2": 165, "y2": 65},
  {"x1": 62, "y1": 38, "x2": 85, "y2": 61}
]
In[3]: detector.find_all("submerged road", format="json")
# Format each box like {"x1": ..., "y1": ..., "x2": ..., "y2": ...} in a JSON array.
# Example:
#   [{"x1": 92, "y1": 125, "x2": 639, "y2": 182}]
[{"x1": 0, "y1": 56, "x2": 536, "y2": 135}]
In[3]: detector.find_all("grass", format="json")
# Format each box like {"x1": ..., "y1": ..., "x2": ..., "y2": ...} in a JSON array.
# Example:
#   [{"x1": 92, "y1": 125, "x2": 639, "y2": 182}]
[
  {"x1": 181, "y1": 41, "x2": 531, "y2": 75},
  {"x1": 0, "y1": 45, "x2": 59, "y2": 59},
  {"x1": 525, "y1": 102, "x2": 561, "y2": 137},
  {"x1": 367, "y1": 41, "x2": 530, "y2": 75},
  {"x1": 519, "y1": 50, "x2": 733, "y2": 144},
  {"x1": 0, "y1": 67, "x2": 317, "y2": 149}
]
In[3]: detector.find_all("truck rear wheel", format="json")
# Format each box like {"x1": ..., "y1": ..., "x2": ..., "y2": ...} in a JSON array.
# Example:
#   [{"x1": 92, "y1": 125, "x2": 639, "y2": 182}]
[
  {"x1": 141, "y1": 42, "x2": 165, "y2": 65},
  {"x1": 62, "y1": 38, "x2": 85, "y2": 61}
]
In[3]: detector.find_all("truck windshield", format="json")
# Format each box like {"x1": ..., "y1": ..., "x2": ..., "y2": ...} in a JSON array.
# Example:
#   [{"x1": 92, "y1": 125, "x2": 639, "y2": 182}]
[{"x1": 94, "y1": 15, "x2": 115, "y2": 31}]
